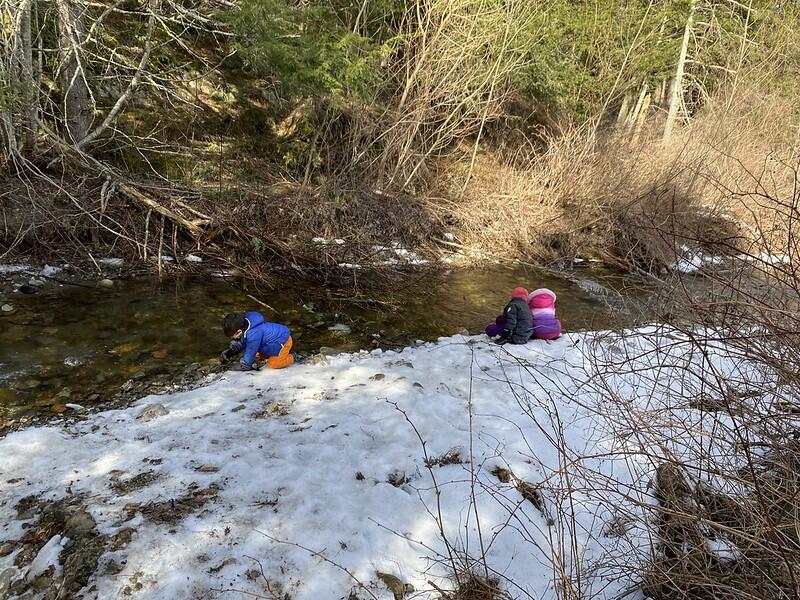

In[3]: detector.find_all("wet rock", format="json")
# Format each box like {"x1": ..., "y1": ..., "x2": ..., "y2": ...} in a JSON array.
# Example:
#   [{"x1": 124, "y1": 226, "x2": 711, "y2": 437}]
[
  {"x1": 28, "y1": 278, "x2": 45, "y2": 287},
  {"x1": 151, "y1": 349, "x2": 168, "y2": 359},
  {"x1": 319, "y1": 346, "x2": 338, "y2": 356},
  {"x1": 18, "y1": 284, "x2": 38, "y2": 294},
  {"x1": 0, "y1": 543, "x2": 15, "y2": 558},
  {"x1": 457, "y1": 328, "x2": 470, "y2": 336},
  {"x1": 370, "y1": 373, "x2": 385, "y2": 381},
  {"x1": 50, "y1": 405, "x2": 67, "y2": 414},
  {"x1": 1, "y1": 303, "x2": 15, "y2": 312},
  {"x1": 137, "y1": 404, "x2": 168, "y2": 422},
  {"x1": 97, "y1": 279, "x2": 114, "y2": 288}
]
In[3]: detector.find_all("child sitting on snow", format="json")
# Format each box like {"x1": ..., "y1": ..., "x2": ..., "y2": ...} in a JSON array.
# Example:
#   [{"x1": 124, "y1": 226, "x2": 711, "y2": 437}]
[
  {"x1": 219, "y1": 312, "x2": 294, "y2": 370},
  {"x1": 484, "y1": 287, "x2": 533, "y2": 345},
  {"x1": 528, "y1": 288, "x2": 562, "y2": 340}
]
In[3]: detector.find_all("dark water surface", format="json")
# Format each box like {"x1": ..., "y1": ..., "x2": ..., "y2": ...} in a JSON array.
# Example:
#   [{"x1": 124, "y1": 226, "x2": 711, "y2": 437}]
[{"x1": 0, "y1": 264, "x2": 642, "y2": 420}]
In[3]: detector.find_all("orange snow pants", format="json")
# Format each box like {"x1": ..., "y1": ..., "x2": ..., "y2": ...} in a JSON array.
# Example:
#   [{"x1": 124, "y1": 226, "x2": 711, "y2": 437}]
[{"x1": 257, "y1": 336, "x2": 294, "y2": 369}]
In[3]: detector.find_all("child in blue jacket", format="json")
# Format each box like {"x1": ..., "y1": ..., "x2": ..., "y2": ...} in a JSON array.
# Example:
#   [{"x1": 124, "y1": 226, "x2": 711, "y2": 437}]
[{"x1": 219, "y1": 312, "x2": 294, "y2": 370}]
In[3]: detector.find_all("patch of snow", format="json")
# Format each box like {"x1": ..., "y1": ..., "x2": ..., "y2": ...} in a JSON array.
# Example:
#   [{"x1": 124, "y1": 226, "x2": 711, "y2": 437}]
[
  {"x1": 0, "y1": 328, "x2": 783, "y2": 600},
  {"x1": 312, "y1": 237, "x2": 327, "y2": 244},
  {"x1": 675, "y1": 248, "x2": 724, "y2": 273},
  {"x1": 736, "y1": 253, "x2": 791, "y2": 265},
  {"x1": 26, "y1": 535, "x2": 68, "y2": 582},
  {"x1": 41, "y1": 265, "x2": 62, "y2": 277},
  {"x1": 334, "y1": 239, "x2": 346, "y2": 245},
  {"x1": 338, "y1": 263, "x2": 361, "y2": 269},
  {"x1": 185, "y1": 254, "x2": 203, "y2": 263},
  {"x1": 0, "y1": 264, "x2": 31, "y2": 274},
  {"x1": 443, "y1": 233, "x2": 455, "y2": 241},
  {"x1": 706, "y1": 535, "x2": 742, "y2": 563},
  {"x1": 98, "y1": 258, "x2": 125, "y2": 267}
]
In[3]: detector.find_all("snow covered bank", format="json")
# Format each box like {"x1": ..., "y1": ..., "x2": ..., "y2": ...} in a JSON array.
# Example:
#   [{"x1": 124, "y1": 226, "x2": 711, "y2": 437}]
[{"x1": 0, "y1": 330, "x2": 790, "y2": 599}]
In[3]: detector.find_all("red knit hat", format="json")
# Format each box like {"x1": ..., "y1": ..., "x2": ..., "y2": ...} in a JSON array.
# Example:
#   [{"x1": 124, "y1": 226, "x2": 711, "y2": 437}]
[{"x1": 511, "y1": 287, "x2": 529, "y2": 301}]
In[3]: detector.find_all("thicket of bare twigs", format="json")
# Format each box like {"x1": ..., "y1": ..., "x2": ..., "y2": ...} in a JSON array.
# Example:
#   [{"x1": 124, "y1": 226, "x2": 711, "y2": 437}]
[{"x1": 384, "y1": 156, "x2": 800, "y2": 599}]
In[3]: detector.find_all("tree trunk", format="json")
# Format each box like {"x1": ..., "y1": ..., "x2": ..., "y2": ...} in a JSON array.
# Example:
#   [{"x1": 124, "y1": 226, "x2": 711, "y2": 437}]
[
  {"x1": 20, "y1": 0, "x2": 36, "y2": 151},
  {"x1": 632, "y1": 93, "x2": 651, "y2": 144},
  {"x1": 626, "y1": 83, "x2": 648, "y2": 133},
  {"x1": 616, "y1": 91, "x2": 632, "y2": 128},
  {"x1": 663, "y1": 0, "x2": 695, "y2": 142},
  {"x1": 56, "y1": 0, "x2": 90, "y2": 144}
]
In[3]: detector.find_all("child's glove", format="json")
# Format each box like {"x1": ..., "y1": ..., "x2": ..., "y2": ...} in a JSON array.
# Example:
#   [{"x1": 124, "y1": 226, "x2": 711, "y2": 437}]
[
  {"x1": 229, "y1": 361, "x2": 260, "y2": 372},
  {"x1": 495, "y1": 329, "x2": 512, "y2": 345},
  {"x1": 220, "y1": 342, "x2": 242, "y2": 364}
]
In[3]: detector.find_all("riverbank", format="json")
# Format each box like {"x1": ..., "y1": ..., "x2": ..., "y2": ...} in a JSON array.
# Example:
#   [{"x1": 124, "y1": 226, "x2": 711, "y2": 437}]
[{"x1": 1, "y1": 326, "x2": 783, "y2": 600}]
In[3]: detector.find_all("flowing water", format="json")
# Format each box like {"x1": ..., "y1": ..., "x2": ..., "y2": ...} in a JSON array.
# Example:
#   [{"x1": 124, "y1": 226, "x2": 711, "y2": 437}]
[{"x1": 0, "y1": 264, "x2": 645, "y2": 422}]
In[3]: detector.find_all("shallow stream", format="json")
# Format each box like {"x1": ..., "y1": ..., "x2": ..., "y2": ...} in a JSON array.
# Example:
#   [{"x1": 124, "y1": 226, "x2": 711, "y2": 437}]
[{"x1": 0, "y1": 264, "x2": 644, "y2": 422}]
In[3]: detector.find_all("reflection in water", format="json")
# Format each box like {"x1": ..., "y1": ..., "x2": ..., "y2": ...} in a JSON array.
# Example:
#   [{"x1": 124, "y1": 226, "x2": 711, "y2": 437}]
[{"x1": 0, "y1": 265, "x2": 642, "y2": 418}]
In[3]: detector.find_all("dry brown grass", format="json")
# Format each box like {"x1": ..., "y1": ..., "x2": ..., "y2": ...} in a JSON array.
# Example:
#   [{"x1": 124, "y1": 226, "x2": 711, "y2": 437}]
[{"x1": 428, "y1": 85, "x2": 799, "y2": 271}]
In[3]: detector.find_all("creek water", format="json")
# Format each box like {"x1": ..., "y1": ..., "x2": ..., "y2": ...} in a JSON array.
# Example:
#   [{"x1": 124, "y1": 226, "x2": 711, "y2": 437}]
[{"x1": 0, "y1": 264, "x2": 644, "y2": 422}]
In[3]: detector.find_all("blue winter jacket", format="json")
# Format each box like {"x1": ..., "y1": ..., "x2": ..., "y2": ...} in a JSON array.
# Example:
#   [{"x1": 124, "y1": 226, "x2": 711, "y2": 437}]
[{"x1": 230, "y1": 311, "x2": 291, "y2": 366}]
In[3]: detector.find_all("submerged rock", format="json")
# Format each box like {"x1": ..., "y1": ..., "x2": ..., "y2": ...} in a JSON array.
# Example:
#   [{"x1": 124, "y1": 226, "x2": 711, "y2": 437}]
[
  {"x1": 328, "y1": 323, "x2": 352, "y2": 334},
  {"x1": 63, "y1": 356, "x2": 83, "y2": 368},
  {"x1": 0, "y1": 303, "x2": 14, "y2": 313},
  {"x1": 97, "y1": 279, "x2": 114, "y2": 288},
  {"x1": 137, "y1": 404, "x2": 168, "y2": 422},
  {"x1": 17, "y1": 379, "x2": 42, "y2": 391}
]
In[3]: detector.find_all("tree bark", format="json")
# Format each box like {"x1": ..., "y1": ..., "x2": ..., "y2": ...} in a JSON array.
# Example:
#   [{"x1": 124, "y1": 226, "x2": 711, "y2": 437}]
[
  {"x1": 632, "y1": 93, "x2": 651, "y2": 144},
  {"x1": 56, "y1": 0, "x2": 90, "y2": 144},
  {"x1": 664, "y1": 0, "x2": 695, "y2": 141},
  {"x1": 616, "y1": 91, "x2": 632, "y2": 128},
  {"x1": 20, "y1": 0, "x2": 36, "y2": 151},
  {"x1": 626, "y1": 83, "x2": 648, "y2": 133}
]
